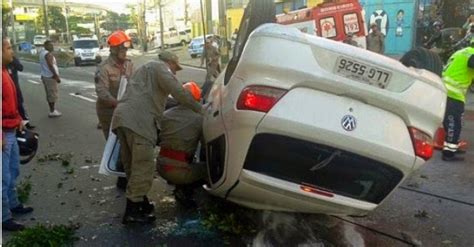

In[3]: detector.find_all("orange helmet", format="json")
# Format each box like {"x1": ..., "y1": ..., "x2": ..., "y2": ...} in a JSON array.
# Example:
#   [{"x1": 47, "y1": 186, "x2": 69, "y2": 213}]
[
  {"x1": 107, "y1": 31, "x2": 131, "y2": 48},
  {"x1": 183, "y1": 81, "x2": 201, "y2": 101}
]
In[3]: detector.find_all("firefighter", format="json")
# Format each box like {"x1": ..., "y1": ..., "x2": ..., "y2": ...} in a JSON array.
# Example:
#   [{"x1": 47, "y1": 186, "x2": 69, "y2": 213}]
[
  {"x1": 111, "y1": 51, "x2": 203, "y2": 224},
  {"x1": 200, "y1": 38, "x2": 221, "y2": 81},
  {"x1": 441, "y1": 37, "x2": 474, "y2": 161},
  {"x1": 95, "y1": 30, "x2": 134, "y2": 190},
  {"x1": 156, "y1": 81, "x2": 206, "y2": 207}
]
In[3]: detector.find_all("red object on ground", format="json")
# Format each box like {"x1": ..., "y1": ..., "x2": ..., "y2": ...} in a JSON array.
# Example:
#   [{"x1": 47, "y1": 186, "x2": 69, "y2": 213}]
[{"x1": 433, "y1": 127, "x2": 469, "y2": 151}]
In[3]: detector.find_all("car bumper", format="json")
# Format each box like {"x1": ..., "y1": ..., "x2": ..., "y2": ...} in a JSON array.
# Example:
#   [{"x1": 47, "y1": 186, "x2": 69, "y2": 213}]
[
  {"x1": 205, "y1": 87, "x2": 416, "y2": 215},
  {"x1": 75, "y1": 55, "x2": 101, "y2": 64}
]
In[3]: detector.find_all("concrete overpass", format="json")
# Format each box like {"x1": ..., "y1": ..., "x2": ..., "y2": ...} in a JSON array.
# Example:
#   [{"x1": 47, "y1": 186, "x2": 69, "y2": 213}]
[{"x1": 13, "y1": 0, "x2": 113, "y2": 13}]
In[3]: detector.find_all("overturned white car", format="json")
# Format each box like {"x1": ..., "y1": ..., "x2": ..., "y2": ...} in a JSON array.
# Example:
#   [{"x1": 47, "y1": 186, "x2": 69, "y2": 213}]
[{"x1": 201, "y1": 0, "x2": 446, "y2": 216}]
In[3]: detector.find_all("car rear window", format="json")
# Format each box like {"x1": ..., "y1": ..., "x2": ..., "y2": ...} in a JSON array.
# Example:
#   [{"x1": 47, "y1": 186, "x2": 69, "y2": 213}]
[{"x1": 243, "y1": 134, "x2": 404, "y2": 204}]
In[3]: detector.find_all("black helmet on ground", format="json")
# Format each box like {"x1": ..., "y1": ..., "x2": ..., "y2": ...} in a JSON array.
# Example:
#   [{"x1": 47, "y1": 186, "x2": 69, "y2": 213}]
[{"x1": 16, "y1": 129, "x2": 39, "y2": 164}]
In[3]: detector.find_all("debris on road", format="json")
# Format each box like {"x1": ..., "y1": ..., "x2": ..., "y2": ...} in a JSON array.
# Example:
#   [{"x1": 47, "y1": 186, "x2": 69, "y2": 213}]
[{"x1": 414, "y1": 210, "x2": 430, "y2": 218}]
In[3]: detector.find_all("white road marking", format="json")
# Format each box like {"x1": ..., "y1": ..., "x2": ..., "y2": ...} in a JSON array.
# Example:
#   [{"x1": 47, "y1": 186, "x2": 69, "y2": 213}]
[
  {"x1": 91, "y1": 94, "x2": 98, "y2": 98},
  {"x1": 28, "y1": 79, "x2": 40, "y2": 84},
  {"x1": 69, "y1": 93, "x2": 96, "y2": 103}
]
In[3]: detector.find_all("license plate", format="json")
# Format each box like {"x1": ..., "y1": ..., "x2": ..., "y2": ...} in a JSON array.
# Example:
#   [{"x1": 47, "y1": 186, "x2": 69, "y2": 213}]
[{"x1": 334, "y1": 56, "x2": 392, "y2": 89}]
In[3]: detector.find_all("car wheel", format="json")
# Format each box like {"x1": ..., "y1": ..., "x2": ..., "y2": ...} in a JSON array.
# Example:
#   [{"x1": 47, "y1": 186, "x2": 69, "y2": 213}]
[
  {"x1": 74, "y1": 59, "x2": 80, "y2": 66},
  {"x1": 400, "y1": 47, "x2": 443, "y2": 76},
  {"x1": 191, "y1": 54, "x2": 197, "y2": 58}
]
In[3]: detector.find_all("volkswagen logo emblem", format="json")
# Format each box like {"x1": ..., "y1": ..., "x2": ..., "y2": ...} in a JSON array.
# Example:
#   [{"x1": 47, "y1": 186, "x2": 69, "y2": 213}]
[{"x1": 341, "y1": 115, "x2": 357, "y2": 131}]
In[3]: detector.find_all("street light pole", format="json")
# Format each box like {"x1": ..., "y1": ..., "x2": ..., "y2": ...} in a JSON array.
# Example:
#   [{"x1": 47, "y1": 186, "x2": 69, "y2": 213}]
[
  {"x1": 64, "y1": 0, "x2": 70, "y2": 43},
  {"x1": 42, "y1": 0, "x2": 50, "y2": 36},
  {"x1": 159, "y1": 0, "x2": 165, "y2": 51}
]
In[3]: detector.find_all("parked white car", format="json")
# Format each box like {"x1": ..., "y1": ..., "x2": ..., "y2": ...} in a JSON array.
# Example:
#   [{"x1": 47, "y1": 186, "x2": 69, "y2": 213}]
[
  {"x1": 201, "y1": 0, "x2": 446, "y2": 216},
  {"x1": 33, "y1": 35, "x2": 47, "y2": 46}
]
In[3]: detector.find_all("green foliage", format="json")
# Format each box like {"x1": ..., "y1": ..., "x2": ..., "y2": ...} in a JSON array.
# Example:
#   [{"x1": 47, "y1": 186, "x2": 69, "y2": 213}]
[
  {"x1": 17, "y1": 176, "x2": 32, "y2": 204},
  {"x1": 16, "y1": 51, "x2": 74, "y2": 67},
  {"x1": 2, "y1": 2, "x2": 11, "y2": 36},
  {"x1": 6, "y1": 224, "x2": 78, "y2": 247},
  {"x1": 36, "y1": 6, "x2": 66, "y2": 33},
  {"x1": 200, "y1": 198, "x2": 258, "y2": 236}
]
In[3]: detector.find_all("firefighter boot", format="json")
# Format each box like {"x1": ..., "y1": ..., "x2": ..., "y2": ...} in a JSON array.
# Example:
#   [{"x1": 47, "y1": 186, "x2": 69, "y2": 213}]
[
  {"x1": 122, "y1": 199, "x2": 156, "y2": 225},
  {"x1": 442, "y1": 150, "x2": 465, "y2": 162},
  {"x1": 140, "y1": 196, "x2": 155, "y2": 214}
]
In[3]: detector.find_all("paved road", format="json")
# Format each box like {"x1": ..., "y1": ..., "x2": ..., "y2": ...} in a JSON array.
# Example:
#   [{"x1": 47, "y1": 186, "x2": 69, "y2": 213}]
[{"x1": 1, "y1": 60, "x2": 474, "y2": 246}]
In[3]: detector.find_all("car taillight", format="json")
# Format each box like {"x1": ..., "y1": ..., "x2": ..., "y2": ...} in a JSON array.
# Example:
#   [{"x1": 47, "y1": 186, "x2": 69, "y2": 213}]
[
  {"x1": 408, "y1": 127, "x2": 433, "y2": 160},
  {"x1": 236, "y1": 86, "x2": 287, "y2": 113}
]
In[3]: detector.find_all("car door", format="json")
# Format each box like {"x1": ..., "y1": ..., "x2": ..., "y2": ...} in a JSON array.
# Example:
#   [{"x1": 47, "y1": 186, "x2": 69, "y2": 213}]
[{"x1": 203, "y1": 0, "x2": 276, "y2": 187}]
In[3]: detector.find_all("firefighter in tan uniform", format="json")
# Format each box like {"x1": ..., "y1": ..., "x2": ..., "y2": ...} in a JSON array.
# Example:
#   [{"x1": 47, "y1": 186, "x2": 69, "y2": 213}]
[
  {"x1": 156, "y1": 82, "x2": 206, "y2": 207},
  {"x1": 200, "y1": 38, "x2": 220, "y2": 81},
  {"x1": 112, "y1": 51, "x2": 204, "y2": 224},
  {"x1": 95, "y1": 31, "x2": 134, "y2": 190}
]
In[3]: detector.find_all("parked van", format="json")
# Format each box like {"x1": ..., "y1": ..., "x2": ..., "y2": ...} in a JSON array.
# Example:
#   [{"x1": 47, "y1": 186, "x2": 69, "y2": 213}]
[
  {"x1": 276, "y1": 0, "x2": 367, "y2": 48},
  {"x1": 154, "y1": 29, "x2": 192, "y2": 48},
  {"x1": 71, "y1": 35, "x2": 102, "y2": 66}
]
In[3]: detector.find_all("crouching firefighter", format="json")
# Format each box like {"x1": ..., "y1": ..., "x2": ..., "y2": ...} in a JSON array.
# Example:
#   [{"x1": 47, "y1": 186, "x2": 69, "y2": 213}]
[
  {"x1": 111, "y1": 51, "x2": 204, "y2": 224},
  {"x1": 441, "y1": 37, "x2": 474, "y2": 161},
  {"x1": 157, "y1": 82, "x2": 207, "y2": 207}
]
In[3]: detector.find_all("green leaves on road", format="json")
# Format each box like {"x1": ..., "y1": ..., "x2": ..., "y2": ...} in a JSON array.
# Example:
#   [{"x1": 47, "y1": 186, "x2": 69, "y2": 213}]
[{"x1": 6, "y1": 224, "x2": 79, "y2": 247}]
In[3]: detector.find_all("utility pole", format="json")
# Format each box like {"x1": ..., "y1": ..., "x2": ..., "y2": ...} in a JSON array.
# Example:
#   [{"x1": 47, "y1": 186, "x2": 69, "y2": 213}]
[
  {"x1": 63, "y1": 0, "x2": 70, "y2": 43},
  {"x1": 142, "y1": 0, "x2": 147, "y2": 51},
  {"x1": 184, "y1": 0, "x2": 189, "y2": 25},
  {"x1": 159, "y1": 0, "x2": 165, "y2": 51},
  {"x1": 218, "y1": 0, "x2": 229, "y2": 64},
  {"x1": 9, "y1": 0, "x2": 17, "y2": 50},
  {"x1": 200, "y1": 0, "x2": 208, "y2": 71},
  {"x1": 42, "y1": 0, "x2": 50, "y2": 36},
  {"x1": 205, "y1": 0, "x2": 212, "y2": 35}
]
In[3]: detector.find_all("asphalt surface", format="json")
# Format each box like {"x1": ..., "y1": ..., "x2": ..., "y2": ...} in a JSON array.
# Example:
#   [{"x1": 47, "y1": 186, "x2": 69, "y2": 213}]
[{"x1": 1, "y1": 52, "x2": 474, "y2": 246}]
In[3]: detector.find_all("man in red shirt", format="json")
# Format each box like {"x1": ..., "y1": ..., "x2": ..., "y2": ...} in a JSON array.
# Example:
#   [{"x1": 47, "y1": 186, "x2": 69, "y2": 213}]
[{"x1": 2, "y1": 37, "x2": 33, "y2": 231}]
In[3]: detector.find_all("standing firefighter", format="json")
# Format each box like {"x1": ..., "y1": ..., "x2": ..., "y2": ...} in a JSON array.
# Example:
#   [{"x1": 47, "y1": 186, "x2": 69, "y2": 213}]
[
  {"x1": 111, "y1": 51, "x2": 203, "y2": 224},
  {"x1": 95, "y1": 30, "x2": 134, "y2": 190},
  {"x1": 200, "y1": 38, "x2": 220, "y2": 81},
  {"x1": 441, "y1": 38, "x2": 474, "y2": 161}
]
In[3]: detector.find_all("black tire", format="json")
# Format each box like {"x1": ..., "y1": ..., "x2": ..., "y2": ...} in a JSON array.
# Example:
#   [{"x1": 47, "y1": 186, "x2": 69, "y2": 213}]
[
  {"x1": 400, "y1": 47, "x2": 443, "y2": 76},
  {"x1": 191, "y1": 54, "x2": 197, "y2": 58},
  {"x1": 224, "y1": 0, "x2": 275, "y2": 85},
  {"x1": 74, "y1": 58, "x2": 80, "y2": 66}
]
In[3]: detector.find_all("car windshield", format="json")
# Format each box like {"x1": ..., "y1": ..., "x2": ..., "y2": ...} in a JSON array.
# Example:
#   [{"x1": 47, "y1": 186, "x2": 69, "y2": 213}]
[{"x1": 73, "y1": 40, "x2": 99, "y2": 49}]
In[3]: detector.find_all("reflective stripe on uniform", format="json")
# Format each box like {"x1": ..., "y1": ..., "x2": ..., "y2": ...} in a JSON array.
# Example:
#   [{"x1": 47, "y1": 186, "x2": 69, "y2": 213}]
[{"x1": 443, "y1": 141, "x2": 459, "y2": 152}]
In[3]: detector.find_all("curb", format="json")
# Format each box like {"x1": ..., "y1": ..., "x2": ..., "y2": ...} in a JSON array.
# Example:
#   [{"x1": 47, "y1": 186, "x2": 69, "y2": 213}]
[{"x1": 465, "y1": 109, "x2": 474, "y2": 121}]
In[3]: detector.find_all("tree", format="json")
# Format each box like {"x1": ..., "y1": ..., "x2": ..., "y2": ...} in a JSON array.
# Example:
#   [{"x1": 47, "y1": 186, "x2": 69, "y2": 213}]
[
  {"x1": 100, "y1": 11, "x2": 132, "y2": 31},
  {"x1": 2, "y1": 3, "x2": 11, "y2": 37},
  {"x1": 36, "y1": 6, "x2": 66, "y2": 33}
]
